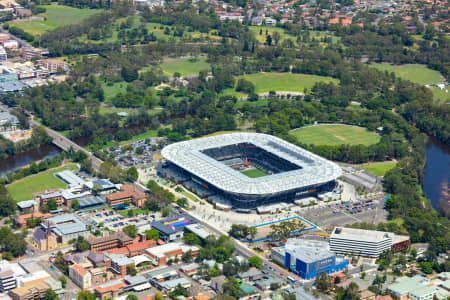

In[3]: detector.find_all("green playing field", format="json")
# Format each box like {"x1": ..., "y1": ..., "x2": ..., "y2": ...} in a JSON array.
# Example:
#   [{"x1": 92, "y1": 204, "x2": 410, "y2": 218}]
[{"x1": 240, "y1": 168, "x2": 268, "y2": 178}]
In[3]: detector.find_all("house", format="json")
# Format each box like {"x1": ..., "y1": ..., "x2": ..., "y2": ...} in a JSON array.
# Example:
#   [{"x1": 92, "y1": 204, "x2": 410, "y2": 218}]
[
  {"x1": 69, "y1": 264, "x2": 92, "y2": 289},
  {"x1": 237, "y1": 269, "x2": 265, "y2": 281},
  {"x1": 254, "y1": 276, "x2": 284, "y2": 291},
  {"x1": 265, "y1": 17, "x2": 277, "y2": 26},
  {"x1": 156, "y1": 277, "x2": 191, "y2": 291},
  {"x1": 251, "y1": 17, "x2": 263, "y2": 25},
  {"x1": 180, "y1": 263, "x2": 199, "y2": 275},
  {"x1": 105, "y1": 185, "x2": 146, "y2": 208}
]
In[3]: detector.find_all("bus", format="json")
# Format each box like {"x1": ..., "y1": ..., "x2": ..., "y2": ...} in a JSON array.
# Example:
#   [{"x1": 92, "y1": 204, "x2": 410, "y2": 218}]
[{"x1": 287, "y1": 276, "x2": 296, "y2": 283}]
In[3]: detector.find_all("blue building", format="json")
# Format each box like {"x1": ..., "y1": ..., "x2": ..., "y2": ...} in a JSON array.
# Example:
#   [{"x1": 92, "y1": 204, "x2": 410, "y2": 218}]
[{"x1": 271, "y1": 239, "x2": 348, "y2": 280}]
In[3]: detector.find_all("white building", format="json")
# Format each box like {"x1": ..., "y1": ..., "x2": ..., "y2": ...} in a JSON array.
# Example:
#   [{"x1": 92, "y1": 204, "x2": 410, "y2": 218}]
[
  {"x1": 329, "y1": 227, "x2": 393, "y2": 258},
  {"x1": 0, "y1": 46, "x2": 6, "y2": 63},
  {"x1": 69, "y1": 264, "x2": 91, "y2": 289}
]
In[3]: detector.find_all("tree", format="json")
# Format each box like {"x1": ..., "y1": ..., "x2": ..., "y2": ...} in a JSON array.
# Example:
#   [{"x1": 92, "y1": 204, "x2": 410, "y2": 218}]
[
  {"x1": 58, "y1": 276, "x2": 67, "y2": 288},
  {"x1": 266, "y1": 34, "x2": 272, "y2": 46},
  {"x1": 169, "y1": 284, "x2": 189, "y2": 299},
  {"x1": 126, "y1": 296, "x2": 138, "y2": 300},
  {"x1": 176, "y1": 198, "x2": 188, "y2": 208},
  {"x1": 121, "y1": 63, "x2": 138, "y2": 82},
  {"x1": 272, "y1": 31, "x2": 281, "y2": 45},
  {"x1": 182, "y1": 250, "x2": 193, "y2": 262},
  {"x1": 71, "y1": 199, "x2": 79, "y2": 211},
  {"x1": 91, "y1": 184, "x2": 102, "y2": 196},
  {"x1": 77, "y1": 291, "x2": 95, "y2": 300},
  {"x1": 44, "y1": 289, "x2": 58, "y2": 300},
  {"x1": 0, "y1": 185, "x2": 16, "y2": 217},
  {"x1": 161, "y1": 206, "x2": 173, "y2": 217},
  {"x1": 123, "y1": 225, "x2": 138, "y2": 238},
  {"x1": 46, "y1": 199, "x2": 58, "y2": 211},
  {"x1": 145, "y1": 229, "x2": 159, "y2": 241},
  {"x1": 155, "y1": 293, "x2": 163, "y2": 300},
  {"x1": 183, "y1": 232, "x2": 201, "y2": 245},
  {"x1": 315, "y1": 272, "x2": 331, "y2": 292},
  {"x1": 127, "y1": 264, "x2": 137, "y2": 276},
  {"x1": 248, "y1": 256, "x2": 263, "y2": 269},
  {"x1": 74, "y1": 237, "x2": 90, "y2": 253},
  {"x1": 126, "y1": 167, "x2": 138, "y2": 182}
]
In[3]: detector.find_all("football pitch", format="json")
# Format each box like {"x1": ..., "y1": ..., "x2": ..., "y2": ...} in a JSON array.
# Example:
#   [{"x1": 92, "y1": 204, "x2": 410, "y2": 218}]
[{"x1": 240, "y1": 168, "x2": 268, "y2": 178}]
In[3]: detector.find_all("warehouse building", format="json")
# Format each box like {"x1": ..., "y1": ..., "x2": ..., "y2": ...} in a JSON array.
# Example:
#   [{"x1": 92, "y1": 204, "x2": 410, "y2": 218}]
[
  {"x1": 329, "y1": 227, "x2": 410, "y2": 258},
  {"x1": 271, "y1": 239, "x2": 348, "y2": 280}
]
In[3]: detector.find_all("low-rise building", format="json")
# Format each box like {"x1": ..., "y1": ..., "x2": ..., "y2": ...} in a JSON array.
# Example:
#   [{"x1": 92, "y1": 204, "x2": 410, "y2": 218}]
[
  {"x1": 145, "y1": 266, "x2": 177, "y2": 282},
  {"x1": 272, "y1": 239, "x2": 348, "y2": 279},
  {"x1": 37, "y1": 58, "x2": 65, "y2": 73},
  {"x1": 156, "y1": 277, "x2": 191, "y2": 291},
  {"x1": 145, "y1": 242, "x2": 199, "y2": 266},
  {"x1": 16, "y1": 200, "x2": 38, "y2": 213},
  {"x1": 180, "y1": 263, "x2": 199, "y2": 275},
  {"x1": 151, "y1": 215, "x2": 194, "y2": 242},
  {"x1": 42, "y1": 214, "x2": 90, "y2": 243},
  {"x1": 33, "y1": 189, "x2": 63, "y2": 208},
  {"x1": 15, "y1": 212, "x2": 51, "y2": 229},
  {"x1": 109, "y1": 254, "x2": 135, "y2": 275},
  {"x1": 95, "y1": 280, "x2": 126, "y2": 300},
  {"x1": 105, "y1": 185, "x2": 146, "y2": 208},
  {"x1": 69, "y1": 264, "x2": 92, "y2": 289},
  {"x1": 87, "y1": 231, "x2": 133, "y2": 252},
  {"x1": 387, "y1": 276, "x2": 437, "y2": 300}
]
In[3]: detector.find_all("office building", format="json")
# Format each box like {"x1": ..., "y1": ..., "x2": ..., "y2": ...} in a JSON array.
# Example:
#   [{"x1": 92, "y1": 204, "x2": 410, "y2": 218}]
[
  {"x1": 271, "y1": 239, "x2": 348, "y2": 280},
  {"x1": 330, "y1": 227, "x2": 410, "y2": 258}
]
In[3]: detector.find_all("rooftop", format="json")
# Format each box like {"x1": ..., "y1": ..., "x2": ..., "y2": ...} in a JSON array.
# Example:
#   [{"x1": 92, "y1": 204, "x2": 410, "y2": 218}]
[
  {"x1": 160, "y1": 277, "x2": 190, "y2": 290},
  {"x1": 331, "y1": 227, "x2": 394, "y2": 243},
  {"x1": 16, "y1": 200, "x2": 36, "y2": 209},
  {"x1": 283, "y1": 239, "x2": 336, "y2": 263},
  {"x1": 43, "y1": 214, "x2": 87, "y2": 236},
  {"x1": 162, "y1": 133, "x2": 342, "y2": 195},
  {"x1": 145, "y1": 266, "x2": 177, "y2": 278},
  {"x1": 54, "y1": 170, "x2": 85, "y2": 186},
  {"x1": 96, "y1": 280, "x2": 126, "y2": 293},
  {"x1": 146, "y1": 242, "x2": 199, "y2": 259}
]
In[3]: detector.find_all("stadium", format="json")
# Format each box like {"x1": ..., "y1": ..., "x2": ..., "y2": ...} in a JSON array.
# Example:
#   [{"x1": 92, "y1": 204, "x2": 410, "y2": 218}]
[{"x1": 159, "y1": 133, "x2": 342, "y2": 209}]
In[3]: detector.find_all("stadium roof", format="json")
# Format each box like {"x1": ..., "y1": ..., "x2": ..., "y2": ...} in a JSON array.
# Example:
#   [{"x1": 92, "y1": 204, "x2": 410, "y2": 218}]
[{"x1": 162, "y1": 133, "x2": 342, "y2": 195}]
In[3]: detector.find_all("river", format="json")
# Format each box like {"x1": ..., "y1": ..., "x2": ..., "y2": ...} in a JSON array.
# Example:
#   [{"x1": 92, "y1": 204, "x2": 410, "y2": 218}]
[{"x1": 423, "y1": 137, "x2": 450, "y2": 212}]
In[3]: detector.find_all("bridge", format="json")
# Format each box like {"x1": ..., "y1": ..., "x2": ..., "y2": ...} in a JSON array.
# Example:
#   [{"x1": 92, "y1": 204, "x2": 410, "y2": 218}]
[{"x1": 30, "y1": 120, "x2": 103, "y2": 171}]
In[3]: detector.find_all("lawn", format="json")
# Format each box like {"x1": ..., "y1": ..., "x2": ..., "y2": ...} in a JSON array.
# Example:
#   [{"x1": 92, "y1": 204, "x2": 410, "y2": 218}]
[
  {"x1": 98, "y1": 80, "x2": 129, "y2": 100},
  {"x1": 237, "y1": 73, "x2": 339, "y2": 94},
  {"x1": 6, "y1": 164, "x2": 77, "y2": 202},
  {"x1": 290, "y1": 124, "x2": 380, "y2": 146},
  {"x1": 361, "y1": 162, "x2": 397, "y2": 176},
  {"x1": 99, "y1": 129, "x2": 158, "y2": 150},
  {"x1": 8, "y1": 4, "x2": 101, "y2": 36},
  {"x1": 160, "y1": 57, "x2": 210, "y2": 77},
  {"x1": 370, "y1": 64, "x2": 442, "y2": 85},
  {"x1": 429, "y1": 86, "x2": 449, "y2": 103},
  {"x1": 241, "y1": 168, "x2": 268, "y2": 178}
]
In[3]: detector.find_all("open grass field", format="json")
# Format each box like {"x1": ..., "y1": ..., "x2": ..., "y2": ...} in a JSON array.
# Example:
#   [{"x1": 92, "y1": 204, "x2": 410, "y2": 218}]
[
  {"x1": 6, "y1": 164, "x2": 77, "y2": 202},
  {"x1": 361, "y1": 162, "x2": 397, "y2": 176},
  {"x1": 370, "y1": 64, "x2": 442, "y2": 85},
  {"x1": 249, "y1": 26, "x2": 339, "y2": 46},
  {"x1": 160, "y1": 57, "x2": 210, "y2": 77},
  {"x1": 8, "y1": 4, "x2": 100, "y2": 36},
  {"x1": 240, "y1": 168, "x2": 268, "y2": 178},
  {"x1": 290, "y1": 124, "x2": 380, "y2": 146},
  {"x1": 429, "y1": 86, "x2": 449, "y2": 103},
  {"x1": 252, "y1": 216, "x2": 315, "y2": 241},
  {"x1": 237, "y1": 73, "x2": 338, "y2": 94}
]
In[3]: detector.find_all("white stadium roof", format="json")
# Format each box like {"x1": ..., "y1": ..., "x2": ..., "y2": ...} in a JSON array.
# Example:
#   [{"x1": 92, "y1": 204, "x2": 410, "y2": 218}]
[{"x1": 162, "y1": 133, "x2": 342, "y2": 195}]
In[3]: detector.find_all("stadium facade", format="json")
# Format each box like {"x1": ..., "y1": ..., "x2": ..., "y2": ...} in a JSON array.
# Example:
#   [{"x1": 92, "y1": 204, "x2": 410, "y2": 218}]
[{"x1": 159, "y1": 133, "x2": 342, "y2": 209}]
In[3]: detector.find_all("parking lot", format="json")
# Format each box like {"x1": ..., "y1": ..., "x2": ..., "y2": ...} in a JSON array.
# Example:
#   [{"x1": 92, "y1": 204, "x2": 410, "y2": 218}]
[
  {"x1": 77, "y1": 207, "x2": 158, "y2": 233},
  {"x1": 301, "y1": 194, "x2": 388, "y2": 231},
  {"x1": 103, "y1": 137, "x2": 166, "y2": 169}
]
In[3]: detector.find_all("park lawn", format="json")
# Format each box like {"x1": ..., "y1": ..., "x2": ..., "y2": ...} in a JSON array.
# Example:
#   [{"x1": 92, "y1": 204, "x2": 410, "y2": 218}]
[
  {"x1": 290, "y1": 124, "x2": 380, "y2": 146},
  {"x1": 361, "y1": 162, "x2": 397, "y2": 176},
  {"x1": 370, "y1": 64, "x2": 442, "y2": 85},
  {"x1": 429, "y1": 86, "x2": 449, "y2": 103},
  {"x1": 249, "y1": 26, "x2": 295, "y2": 44},
  {"x1": 99, "y1": 80, "x2": 129, "y2": 100},
  {"x1": 241, "y1": 168, "x2": 268, "y2": 178},
  {"x1": 7, "y1": 164, "x2": 77, "y2": 202},
  {"x1": 160, "y1": 57, "x2": 210, "y2": 77},
  {"x1": 237, "y1": 73, "x2": 339, "y2": 94},
  {"x1": 8, "y1": 4, "x2": 100, "y2": 36}
]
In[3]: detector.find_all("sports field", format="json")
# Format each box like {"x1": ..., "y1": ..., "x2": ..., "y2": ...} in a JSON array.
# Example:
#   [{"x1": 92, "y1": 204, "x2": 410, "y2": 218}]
[
  {"x1": 240, "y1": 168, "x2": 268, "y2": 178},
  {"x1": 160, "y1": 57, "x2": 210, "y2": 77},
  {"x1": 361, "y1": 162, "x2": 397, "y2": 176},
  {"x1": 290, "y1": 124, "x2": 380, "y2": 146},
  {"x1": 6, "y1": 164, "x2": 77, "y2": 202},
  {"x1": 8, "y1": 4, "x2": 100, "y2": 36},
  {"x1": 237, "y1": 73, "x2": 339, "y2": 94},
  {"x1": 370, "y1": 64, "x2": 442, "y2": 86}
]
